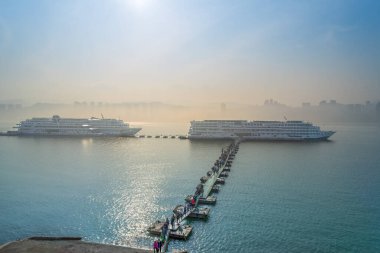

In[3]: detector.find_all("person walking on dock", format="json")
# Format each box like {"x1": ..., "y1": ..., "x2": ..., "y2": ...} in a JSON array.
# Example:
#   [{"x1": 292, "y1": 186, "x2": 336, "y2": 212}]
[
  {"x1": 170, "y1": 214, "x2": 176, "y2": 229},
  {"x1": 158, "y1": 239, "x2": 162, "y2": 252},
  {"x1": 191, "y1": 197, "x2": 196, "y2": 206},
  {"x1": 153, "y1": 240, "x2": 158, "y2": 253}
]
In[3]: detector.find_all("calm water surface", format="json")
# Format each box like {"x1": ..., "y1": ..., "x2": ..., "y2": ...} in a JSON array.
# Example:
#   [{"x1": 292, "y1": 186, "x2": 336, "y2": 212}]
[{"x1": 0, "y1": 123, "x2": 379, "y2": 252}]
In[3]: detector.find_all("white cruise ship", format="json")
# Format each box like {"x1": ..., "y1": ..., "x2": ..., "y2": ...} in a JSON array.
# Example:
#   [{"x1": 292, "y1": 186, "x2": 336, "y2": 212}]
[
  {"x1": 8, "y1": 115, "x2": 141, "y2": 137},
  {"x1": 188, "y1": 120, "x2": 335, "y2": 141}
]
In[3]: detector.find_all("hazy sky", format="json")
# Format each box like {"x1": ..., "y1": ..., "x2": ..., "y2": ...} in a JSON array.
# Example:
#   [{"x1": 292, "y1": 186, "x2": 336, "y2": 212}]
[{"x1": 0, "y1": 0, "x2": 379, "y2": 106}]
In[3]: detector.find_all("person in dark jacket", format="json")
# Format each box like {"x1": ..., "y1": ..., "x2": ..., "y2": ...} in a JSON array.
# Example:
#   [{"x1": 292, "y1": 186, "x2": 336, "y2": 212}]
[{"x1": 158, "y1": 239, "x2": 162, "y2": 252}]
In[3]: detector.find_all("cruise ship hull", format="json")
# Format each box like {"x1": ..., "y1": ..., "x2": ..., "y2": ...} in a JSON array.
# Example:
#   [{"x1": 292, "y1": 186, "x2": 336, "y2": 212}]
[
  {"x1": 188, "y1": 135, "x2": 334, "y2": 141},
  {"x1": 6, "y1": 115, "x2": 142, "y2": 137},
  {"x1": 6, "y1": 128, "x2": 141, "y2": 137},
  {"x1": 188, "y1": 120, "x2": 335, "y2": 141}
]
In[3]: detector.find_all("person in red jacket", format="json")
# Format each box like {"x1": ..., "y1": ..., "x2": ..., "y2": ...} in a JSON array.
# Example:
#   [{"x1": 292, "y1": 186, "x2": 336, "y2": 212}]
[{"x1": 153, "y1": 240, "x2": 158, "y2": 253}]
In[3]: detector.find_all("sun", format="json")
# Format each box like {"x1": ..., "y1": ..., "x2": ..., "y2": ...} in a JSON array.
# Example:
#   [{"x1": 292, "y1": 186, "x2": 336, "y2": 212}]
[{"x1": 129, "y1": 0, "x2": 151, "y2": 10}]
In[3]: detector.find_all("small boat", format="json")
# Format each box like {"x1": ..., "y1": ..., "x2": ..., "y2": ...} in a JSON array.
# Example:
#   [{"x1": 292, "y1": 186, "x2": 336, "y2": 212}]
[
  {"x1": 220, "y1": 172, "x2": 229, "y2": 177},
  {"x1": 200, "y1": 176, "x2": 209, "y2": 183},
  {"x1": 215, "y1": 178, "x2": 225, "y2": 184},
  {"x1": 211, "y1": 185, "x2": 220, "y2": 193},
  {"x1": 223, "y1": 167, "x2": 231, "y2": 172},
  {"x1": 185, "y1": 195, "x2": 217, "y2": 205},
  {"x1": 189, "y1": 207, "x2": 210, "y2": 219},
  {"x1": 148, "y1": 221, "x2": 192, "y2": 240}
]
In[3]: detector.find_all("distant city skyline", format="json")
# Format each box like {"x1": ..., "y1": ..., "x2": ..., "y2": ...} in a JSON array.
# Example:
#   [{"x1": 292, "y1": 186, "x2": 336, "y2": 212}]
[
  {"x1": 1, "y1": 97, "x2": 379, "y2": 124},
  {"x1": 1, "y1": 0, "x2": 379, "y2": 106},
  {"x1": 1, "y1": 97, "x2": 379, "y2": 108}
]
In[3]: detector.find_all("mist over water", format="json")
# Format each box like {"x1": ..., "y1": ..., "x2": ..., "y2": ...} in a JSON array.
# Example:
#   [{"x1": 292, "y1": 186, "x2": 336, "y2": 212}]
[
  {"x1": 0, "y1": 122, "x2": 379, "y2": 252},
  {"x1": 0, "y1": 100, "x2": 379, "y2": 127},
  {"x1": 1, "y1": 0, "x2": 379, "y2": 251}
]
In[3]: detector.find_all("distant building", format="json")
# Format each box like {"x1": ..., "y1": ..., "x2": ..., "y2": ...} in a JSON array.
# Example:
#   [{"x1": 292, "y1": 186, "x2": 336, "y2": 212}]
[
  {"x1": 302, "y1": 102, "x2": 311, "y2": 107},
  {"x1": 0, "y1": 104, "x2": 20, "y2": 110},
  {"x1": 347, "y1": 104, "x2": 363, "y2": 113},
  {"x1": 264, "y1": 99, "x2": 279, "y2": 106}
]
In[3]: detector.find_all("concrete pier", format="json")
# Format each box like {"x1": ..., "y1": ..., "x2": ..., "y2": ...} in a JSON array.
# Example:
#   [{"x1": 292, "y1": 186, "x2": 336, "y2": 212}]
[{"x1": 0, "y1": 237, "x2": 152, "y2": 253}]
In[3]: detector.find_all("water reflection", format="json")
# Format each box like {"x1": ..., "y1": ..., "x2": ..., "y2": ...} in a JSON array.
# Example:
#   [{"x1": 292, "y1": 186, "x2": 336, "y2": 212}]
[
  {"x1": 104, "y1": 162, "x2": 167, "y2": 247},
  {"x1": 81, "y1": 138, "x2": 93, "y2": 149}
]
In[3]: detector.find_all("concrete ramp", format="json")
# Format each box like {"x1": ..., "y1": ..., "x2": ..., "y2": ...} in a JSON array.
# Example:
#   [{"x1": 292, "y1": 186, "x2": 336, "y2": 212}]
[{"x1": 0, "y1": 237, "x2": 152, "y2": 253}]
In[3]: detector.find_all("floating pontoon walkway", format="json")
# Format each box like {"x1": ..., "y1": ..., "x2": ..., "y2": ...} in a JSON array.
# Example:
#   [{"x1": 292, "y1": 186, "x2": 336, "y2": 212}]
[
  {"x1": 137, "y1": 134, "x2": 188, "y2": 139},
  {"x1": 148, "y1": 140, "x2": 240, "y2": 252},
  {"x1": 185, "y1": 143, "x2": 238, "y2": 205}
]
